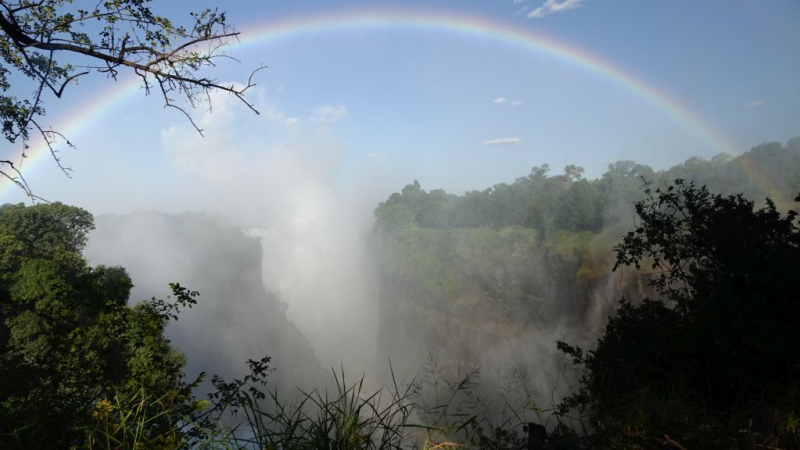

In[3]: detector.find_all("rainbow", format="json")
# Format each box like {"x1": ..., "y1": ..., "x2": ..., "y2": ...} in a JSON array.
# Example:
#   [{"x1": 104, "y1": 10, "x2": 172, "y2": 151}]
[
  {"x1": 1, "y1": 8, "x2": 737, "y2": 199},
  {"x1": 730, "y1": 151, "x2": 793, "y2": 207}
]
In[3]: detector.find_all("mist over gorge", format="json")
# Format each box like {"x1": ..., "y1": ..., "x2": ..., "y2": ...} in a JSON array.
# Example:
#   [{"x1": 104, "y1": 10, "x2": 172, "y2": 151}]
[
  {"x1": 3, "y1": 136, "x2": 797, "y2": 448},
  {"x1": 84, "y1": 212, "x2": 331, "y2": 392},
  {"x1": 82, "y1": 138, "x2": 800, "y2": 403}
]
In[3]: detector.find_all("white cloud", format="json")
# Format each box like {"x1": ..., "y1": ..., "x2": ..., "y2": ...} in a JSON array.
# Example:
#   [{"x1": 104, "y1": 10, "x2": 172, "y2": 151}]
[
  {"x1": 366, "y1": 153, "x2": 378, "y2": 159},
  {"x1": 310, "y1": 104, "x2": 349, "y2": 122},
  {"x1": 528, "y1": 0, "x2": 584, "y2": 19},
  {"x1": 513, "y1": 0, "x2": 527, "y2": 4},
  {"x1": 494, "y1": 97, "x2": 523, "y2": 107},
  {"x1": 253, "y1": 87, "x2": 300, "y2": 128},
  {"x1": 161, "y1": 87, "x2": 246, "y2": 181},
  {"x1": 741, "y1": 100, "x2": 765, "y2": 109},
  {"x1": 484, "y1": 137, "x2": 523, "y2": 146},
  {"x1": 263, "y1": 108, "x2": 300, "y2": 128}
]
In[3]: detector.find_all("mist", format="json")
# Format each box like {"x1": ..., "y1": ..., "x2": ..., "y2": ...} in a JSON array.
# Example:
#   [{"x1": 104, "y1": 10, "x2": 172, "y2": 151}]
[
  {"x1": 78, "y1": 90, "x2": 391, "y2": 393},
  {"x1": 80, "y1": 85, "x2": 799, "y2": 413}
]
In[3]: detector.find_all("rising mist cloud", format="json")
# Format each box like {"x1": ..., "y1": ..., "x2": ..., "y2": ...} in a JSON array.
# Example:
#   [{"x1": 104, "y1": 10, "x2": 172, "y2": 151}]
[{"x1": 159, "y1": 88, "x2": 381, "y2": 375}]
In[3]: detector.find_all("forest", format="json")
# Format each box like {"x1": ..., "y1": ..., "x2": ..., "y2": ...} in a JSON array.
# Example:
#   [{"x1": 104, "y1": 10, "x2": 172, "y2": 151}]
[{"x1": 1, "y1": 139, "x2": 798, "y2": 449}]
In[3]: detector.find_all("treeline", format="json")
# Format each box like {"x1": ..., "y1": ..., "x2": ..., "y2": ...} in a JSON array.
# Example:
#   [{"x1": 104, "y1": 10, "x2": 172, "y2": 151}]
[
  {"x1": 372, "y1": 141, "x2": 800, "y2": 448},
  {"x1": 375, "y1": 139, "x2": 800, "y2": 234}
]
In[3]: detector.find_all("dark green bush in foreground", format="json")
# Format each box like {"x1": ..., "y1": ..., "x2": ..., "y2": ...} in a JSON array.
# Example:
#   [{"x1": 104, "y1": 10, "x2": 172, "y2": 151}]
[{"x1": 559, "y1": 180, "x2": 800, "y2": 449}]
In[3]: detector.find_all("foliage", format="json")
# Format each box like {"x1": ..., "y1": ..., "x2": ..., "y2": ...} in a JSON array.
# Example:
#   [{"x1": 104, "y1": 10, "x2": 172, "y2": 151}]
[
  {"x1": 82, "y1": 355, "x2": 578, "y2": 450},
  {"x1": 0, "y1": 202, "x2": 275, "y2": 449},
  {"x1": 372, "y1": 140, "x2": 800, "y2": 448},
  {"x1": 228, "y1": 366, "x2": 418, "y2": 450},
  {"x1": 0, "y1": 0, "x2": 261, "y2": 198},
  {"x1": 373, "y1": 165, "x2": 599, "y2": 235},
  {"x1": 84, "y1": 389, "x2": 191, "y2": 450},
  {"x1": 558, "y1": 179, "x2": 800, "y2": 448},
  {"x1": 374, "y1": 139, "x2": 800, "y2": 237}
]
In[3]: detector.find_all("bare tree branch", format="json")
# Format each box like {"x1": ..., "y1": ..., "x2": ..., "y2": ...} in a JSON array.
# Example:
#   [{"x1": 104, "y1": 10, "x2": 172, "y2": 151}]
[
  {"x1": 30, "y1": 119, "x2": 74, "y2": 178},
  {"x1": 0, "y1": 159, "x2": 48, "y2": 203}
]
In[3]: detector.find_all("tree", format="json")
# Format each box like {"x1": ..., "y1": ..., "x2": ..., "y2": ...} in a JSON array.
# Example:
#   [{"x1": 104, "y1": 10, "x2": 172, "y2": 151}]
[
  {"x1": 596, "y1": 160, "x2": 655, "y2": 228},
  {"x1": 374, "y1": 193, "x2": 418, "y2": 233},
  {"x1": 563, "y1": 164, "x2": 585, "y2": 182},
  {"x1": 0, "y1": 0, "x2": 262, "y2": 199},
  {"x1": 559, "y1": 179, "x2": 800, "y2": 449},
  {"x1": 555, "y1": 179, "x2": 601, "y2": 231},
  {"x1": 0, "y1": 202, "x2": 195, "y2": 448}
]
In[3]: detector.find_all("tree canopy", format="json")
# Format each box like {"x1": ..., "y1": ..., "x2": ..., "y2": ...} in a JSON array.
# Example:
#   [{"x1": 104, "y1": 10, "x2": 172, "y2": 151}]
[
  {"x1": 374, "y1": 139, "x2": 800, "y2": 237},
  {"x1": 559, "y1": 179, "x2": 800, "y2": 449},
  {"x1": 0, "y1": 202, "x2": 192, "y2": 448}
]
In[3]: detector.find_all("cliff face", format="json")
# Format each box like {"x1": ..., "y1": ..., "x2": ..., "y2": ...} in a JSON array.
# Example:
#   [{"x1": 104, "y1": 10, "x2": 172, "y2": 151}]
[
  {"x1": 371, "y1": 140, "x2": 800, "y2": 389},
  {"x1": 85, "y1": 211, "x2": 327, "y2": 393},
  {"x1": 373, "y1": 226, "x2": 653, "y2": 384}
]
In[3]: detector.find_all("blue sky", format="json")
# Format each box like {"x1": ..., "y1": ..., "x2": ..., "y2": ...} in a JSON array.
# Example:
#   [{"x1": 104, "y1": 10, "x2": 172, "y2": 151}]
[{"x1": 2, "y1": 0, "x2": 799, "y2": 219}]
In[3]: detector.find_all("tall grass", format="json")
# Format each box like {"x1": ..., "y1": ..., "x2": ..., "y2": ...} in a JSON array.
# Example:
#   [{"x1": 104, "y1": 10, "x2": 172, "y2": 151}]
[
  {"x1": 83, "y1": 389, "x2": 199, "y2": 450},
  {"x1": 77, "y1": 357, "x2": 584, "y2": 449},
  {"x1": 225, "y1": 365, "x2": 418, "y2": 450}
]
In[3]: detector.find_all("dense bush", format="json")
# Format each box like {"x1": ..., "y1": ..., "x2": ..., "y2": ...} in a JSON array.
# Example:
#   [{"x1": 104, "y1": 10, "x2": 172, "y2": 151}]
[{"x1": 559, "y1": 180, "x2": 800, "y2": 449}]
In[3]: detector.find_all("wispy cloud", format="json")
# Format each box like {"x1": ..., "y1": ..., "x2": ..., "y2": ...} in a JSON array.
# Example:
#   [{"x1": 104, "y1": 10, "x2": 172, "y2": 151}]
[
  {"x1": 741, "y1": 100, "x2": 765, "y2": 109},
  {"x1": 484, "y1": 137, "x2": 523, "y2": 146},
  {"x1": 310, "y1": 104, "x2": 349, "y2": 122},
  {"x1": 512, "y1": 0, "x2": 527, "y2": 4},
  {"x1": 527, "y1": 0, "x2": 584, "y2": 19},
  {"x1": 263, "y1": 107, "x2": 300, "y2": 127},
  {"x1": 494, "y1": 97, "x2": 523, "y2": 106},
  {"x1": 366, "y1": 153, "x2": 390, "y2": 159}
]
